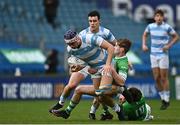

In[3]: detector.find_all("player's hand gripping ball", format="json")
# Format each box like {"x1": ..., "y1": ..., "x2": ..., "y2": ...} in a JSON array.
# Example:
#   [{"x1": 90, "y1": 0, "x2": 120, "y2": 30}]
[{"x1": 68, "y1": 56, "x2": 87, "y2": 72}]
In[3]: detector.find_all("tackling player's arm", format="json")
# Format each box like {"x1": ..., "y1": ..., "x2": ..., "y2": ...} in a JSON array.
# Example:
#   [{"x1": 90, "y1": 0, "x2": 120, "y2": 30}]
[{"x1": 100, "y1": 40, "x2": 114, "y2": 67}]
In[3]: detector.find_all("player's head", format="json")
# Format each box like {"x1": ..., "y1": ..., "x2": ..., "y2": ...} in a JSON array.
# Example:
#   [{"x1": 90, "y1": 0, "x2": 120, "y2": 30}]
[
  {"x1": 154, "y1": 9, "x2": 164, "y2": 24},
  {"x1": 128, "y1": 87, "x2": 142, "y2": 102},
  {"x1": 64, "y1": 29, "x2": 81, "y2": 49},
  {"x1": 114, "y1": 38, "x2": 132, "y2": 55},
  {"x1": 88, "y1": 10, "x2": 100, "y2": 32}
]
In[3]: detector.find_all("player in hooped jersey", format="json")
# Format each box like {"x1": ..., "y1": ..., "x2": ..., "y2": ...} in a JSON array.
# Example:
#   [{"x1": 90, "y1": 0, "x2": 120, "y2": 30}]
[
  {"x1": 142, "y1": 9, "x2": 179, "y2": 110},
  {"x1": 49, "y1": 10, "x2": 116, "y2": 120},
  {"x1": 79, "y1": 10, "x2": 116, "y2": 120},
  {"x1": 50, "y1": 39, "x2": 153, "y2": 121},
  {"x1": 49, "y1": 28, "x2": 117, "y2": 116}
]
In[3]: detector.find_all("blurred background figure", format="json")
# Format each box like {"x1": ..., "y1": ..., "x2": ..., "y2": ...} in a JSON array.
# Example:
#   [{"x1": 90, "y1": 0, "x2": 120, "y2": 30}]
[
  {"x1": 45, "y1": 49, "x2": 59, "y2": 74},
  {"x1": 43, "y1": 0, "x2": 60, "y2": 29}
]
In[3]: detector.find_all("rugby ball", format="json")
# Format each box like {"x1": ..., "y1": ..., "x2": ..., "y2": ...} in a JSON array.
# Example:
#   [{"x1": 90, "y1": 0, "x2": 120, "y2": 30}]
[{"x1": 67, "y1": 56, "x2": 87, "y2": 67}]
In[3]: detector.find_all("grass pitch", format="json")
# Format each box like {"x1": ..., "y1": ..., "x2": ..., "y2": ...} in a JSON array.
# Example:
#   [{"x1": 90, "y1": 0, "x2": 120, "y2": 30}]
[{"x1": 0, "y1": 99, "x2": 180, "y2": 124}]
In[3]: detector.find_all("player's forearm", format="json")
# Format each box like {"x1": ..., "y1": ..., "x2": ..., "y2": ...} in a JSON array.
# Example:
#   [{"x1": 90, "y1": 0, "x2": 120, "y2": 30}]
[
  {"x1": 168, "y1": 33, "x2": 179, "y2": 48},
  {"x1": 106, "y1": 46, "x2": 114, "y2": 65},
  {"x1": 142, "y1": 35, "x2": 147, "y2": 46}
]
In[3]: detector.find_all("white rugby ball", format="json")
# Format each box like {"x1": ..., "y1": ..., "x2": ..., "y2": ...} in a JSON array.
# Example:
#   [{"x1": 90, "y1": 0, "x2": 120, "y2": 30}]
[{"x1": 67, "y1": 56, "x2": 87, "y2": 67}]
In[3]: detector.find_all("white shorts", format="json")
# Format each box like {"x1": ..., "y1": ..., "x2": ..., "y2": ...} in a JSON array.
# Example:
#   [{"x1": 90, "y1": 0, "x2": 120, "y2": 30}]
[
  {"x1": 150, "y1": 55, "x2": 169, "y2": 69},
  {"x1": 78, "y1": 66, "x2": 102, "y2": 79}
]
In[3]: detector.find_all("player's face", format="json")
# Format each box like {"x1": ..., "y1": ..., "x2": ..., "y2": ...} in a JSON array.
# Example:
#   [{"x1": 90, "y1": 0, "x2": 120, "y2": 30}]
[
  {"x1": 154, "y1": 13, "x2": 164, "y2": 25},
  {"x1": 114, "y1": 43, "x2": 125, "y2": 56},
  {"x1": 67, "y1": 36, "x2": 81, "y2": 49},
  {"x1": 88, "y1": 16, "x2": 100, "y2": 33}
]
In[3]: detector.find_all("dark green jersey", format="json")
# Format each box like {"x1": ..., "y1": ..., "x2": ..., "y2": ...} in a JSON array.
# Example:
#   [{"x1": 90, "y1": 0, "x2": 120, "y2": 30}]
[
  {"x1": 113, "y1": 56, "x2": 128, "y2": 80},
  {"x1": 122, "y1": 96, "x2": 147, "y2": 120}
]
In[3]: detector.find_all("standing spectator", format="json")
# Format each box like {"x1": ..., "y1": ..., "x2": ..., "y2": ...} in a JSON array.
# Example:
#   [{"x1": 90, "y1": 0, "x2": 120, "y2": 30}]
[
  {"x1": 45, "y1": 49, "x2": 59, "y2": 74},
  {"x1": 43, "y1": 0, "x2": 59, "y2": 29},
  {"x1": 142, "y1": 9, "x2": 179, "y2": 110}
]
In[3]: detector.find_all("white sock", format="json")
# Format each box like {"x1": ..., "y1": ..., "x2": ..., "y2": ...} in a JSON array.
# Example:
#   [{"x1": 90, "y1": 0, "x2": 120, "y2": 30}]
[
  {"x1": 158, "y1": 91, "x2": 164, "y2": 100},
  {"x1": 90, "y1": 105, "x2": 97, "y2": 114},
  {"x1": 164, "y1": 90, "x2": 170, "y2": 102},
  {"x1": 59, "y1": 95, "x2": 65, "y2": 105},
  {"x1": 112, "y1": 103, "x2": 121, "y2": 112}
]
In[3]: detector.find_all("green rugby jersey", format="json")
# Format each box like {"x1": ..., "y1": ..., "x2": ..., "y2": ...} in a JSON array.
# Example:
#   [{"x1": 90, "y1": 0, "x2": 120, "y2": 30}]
[
  {"x1": 122, "y1": 97, "x2": 147, "y2": 120},
  {"x1": 113, "y1": 56, "x2": 129, "y2": 80}
]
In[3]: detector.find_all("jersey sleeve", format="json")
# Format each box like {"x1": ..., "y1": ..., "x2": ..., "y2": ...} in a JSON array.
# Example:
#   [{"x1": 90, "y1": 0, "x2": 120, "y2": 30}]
[
  {"x1": 144, "y1": 25, "x2": 150, "y2": 33},
  {"x1": 87, "y1": 34, "x2": 104, "y2": 46},
  {"x1": 167, "y1": 24, "x2": 176, "y2": 35},
  {"x1": 106, "y1": 30, "x2": 116, "y2": 42}
]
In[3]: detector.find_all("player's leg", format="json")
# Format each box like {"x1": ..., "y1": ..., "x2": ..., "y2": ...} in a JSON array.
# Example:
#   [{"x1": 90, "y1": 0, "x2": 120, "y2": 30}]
[
  {"x1": 95, "y1": 68, "x2": 113, "y2": 96},
  {"x1": 95, "y1": 67, "x2": 125, "y2": 120},
  {"x1": 100, "y1": 103, "x2": 113, "y2": 120},
  {"x1": 159, "y1": 56, "x2": 170, "y2": 110},
  {"x1": 90, "y1": 74, "x2": 113, "y2": 120},
  {"x1": 150, "y1": 55, "x2": 164, "y2": 109},
  {"x1": 143, "y1": 104, "x2": 154, "y2": 121},
  {"x1": 52, "y1": 85, "x2": 96, "y2": 119},
  {"x1": 49, "y1": 72, "x2": 86, "y2": 112},
  {"x1": 89, "y1": 98, "x2": 100, "y2": 120},
  {"x1": 99, "y1": 95, "x2": 125, "y2": 120},
  {"x1": 89, "y1": 76, "x2": 101, "y2": 120},
  {"x1": 152, "y1": 67, "x2": 163, "y2": 94}
]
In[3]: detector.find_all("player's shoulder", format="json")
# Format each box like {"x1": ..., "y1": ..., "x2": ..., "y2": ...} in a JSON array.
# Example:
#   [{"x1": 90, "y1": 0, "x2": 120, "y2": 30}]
[
  {"x1": 79, "y1": 27, "x2": 89, "y2": 35},
  {"x1": 148, "y1": 23, "x2": 156, "y2": 27},
  {"x1": 99, "y1": 26, "x2": 111, "y2": 33},
  {"x1": 163, "y1": 22, "x2": 173, "y2": 28},
  {"x1": 67, "y1": 46, "x2": 72, "y2": 52}
]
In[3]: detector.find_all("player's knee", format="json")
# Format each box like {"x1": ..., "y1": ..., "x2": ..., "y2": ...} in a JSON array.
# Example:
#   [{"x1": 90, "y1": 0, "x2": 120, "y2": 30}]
[
  {"x1": 160, "y1": 77, "x2": 168, "y2": 83},
  {"x1": 74, "y1": 86, "x2": 83, "y2": 94}
]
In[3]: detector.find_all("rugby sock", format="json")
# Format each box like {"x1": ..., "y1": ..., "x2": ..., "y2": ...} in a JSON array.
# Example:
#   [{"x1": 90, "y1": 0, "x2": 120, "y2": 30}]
[
  {"x1": 112, "y1": 103, "x2": 121, "y2": 112},
  {"x1": 102, "y1": 105, "x2": 110, "y2": 114},
  {"x1": 158, "y1": 91, "x2": 164, "y2": 100},
  {"x1": 65, "y1": 100, "x2": 78, "y2": 114},
  {"x1": 164, "y1": 90, "x2": 170, "y2": 102},
  {"x1": 59, "y1": 95, "x2": 65, "y2": 105},
  {"x1": 90, "y1": 105, "x2": 97, "y2": 114}
]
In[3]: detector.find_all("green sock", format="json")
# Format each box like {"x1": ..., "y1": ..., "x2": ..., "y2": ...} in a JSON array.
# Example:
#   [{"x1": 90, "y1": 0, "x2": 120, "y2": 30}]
[
  {"x1": 65, "y1": 100, "x2": 78, "y2": 114},
  {"x1": 103, "y1": 105, "x2": 110, "y2": 114}
]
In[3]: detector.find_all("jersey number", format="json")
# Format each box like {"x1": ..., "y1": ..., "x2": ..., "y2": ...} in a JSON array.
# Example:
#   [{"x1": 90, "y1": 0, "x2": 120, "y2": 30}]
[{"x1": 135, "y1": 105, "x2": 145, "y2": 117}]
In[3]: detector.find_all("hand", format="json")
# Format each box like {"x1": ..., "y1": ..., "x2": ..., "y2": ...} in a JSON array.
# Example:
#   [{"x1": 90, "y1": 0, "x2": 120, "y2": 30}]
[
  {"x1": 103, "y1": 65, "x2": 112, "y2": 73},
  {"x1": 128, "y1": 62, "x2": 133, "y2": 70},
  {"x1": 70, "y1": 65, "x2": 84, "y2": 72},
  {"x1": 142, "y1": 44, "x2": 148, "y2": 52},
  {"x1": 162, "y1": 44, "x2": 170, "y2": 52}
]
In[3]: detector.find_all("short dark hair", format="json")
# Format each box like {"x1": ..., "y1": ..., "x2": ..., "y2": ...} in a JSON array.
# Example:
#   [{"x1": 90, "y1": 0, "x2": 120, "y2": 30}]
[
  {"x1": 154, "y1": 9, "x2": 164, "y2": 17},
  {"x1": 128, "y1": 87, "x2": 142, "y2": 102},
  {"x1": 116, "y1": 38, "x2": 132, "y2": 54},
  {"x1": 88, "y1": 10, "x2": 100, "y2": 20}
]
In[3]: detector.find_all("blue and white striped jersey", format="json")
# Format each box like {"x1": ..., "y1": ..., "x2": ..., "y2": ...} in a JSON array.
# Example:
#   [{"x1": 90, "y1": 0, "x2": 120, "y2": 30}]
[
  {"x1": 79, "y1": 26, "x2": 115, "y2": 42},
  {"x1": 67, "y1": 33, "x2": 107, "y2": 69},
  {"x1": 145, "y1": 22, "x2": 176, "y2": 57}
]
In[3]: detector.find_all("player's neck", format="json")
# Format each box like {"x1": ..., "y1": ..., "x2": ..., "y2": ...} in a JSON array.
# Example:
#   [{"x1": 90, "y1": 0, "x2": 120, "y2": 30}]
[{"x1": 90, "y1": 28, "x2": 99, "y2": 33}]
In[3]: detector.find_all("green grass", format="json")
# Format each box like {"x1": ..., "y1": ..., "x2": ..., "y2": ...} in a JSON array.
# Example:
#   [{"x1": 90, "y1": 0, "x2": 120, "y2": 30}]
[{"x1": 0, "y1": 99, "x2": 180, "y2": 124}]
